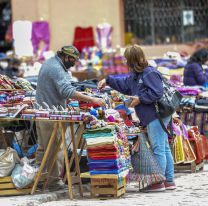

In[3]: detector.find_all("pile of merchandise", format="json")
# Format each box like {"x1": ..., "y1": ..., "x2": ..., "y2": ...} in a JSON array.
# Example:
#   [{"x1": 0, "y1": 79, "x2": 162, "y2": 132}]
[
  {"x1": 83, "y1": 125, "x2": 131, "y2": 175},
  {"x1": 0, "y1": 75, "x2": 33, "y2": 91},
  {"x1": 21, "y1": 108, "x2": 84, "y2": 121}
]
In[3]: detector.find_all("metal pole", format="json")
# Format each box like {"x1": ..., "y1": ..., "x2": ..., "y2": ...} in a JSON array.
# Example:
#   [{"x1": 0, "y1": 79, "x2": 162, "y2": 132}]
[
  {"x1": 180, "y1": 0, "x2": 185, "y2": 43},
  {"x1": 150, "y1": 0, "x2": 155, "y2": 45}
]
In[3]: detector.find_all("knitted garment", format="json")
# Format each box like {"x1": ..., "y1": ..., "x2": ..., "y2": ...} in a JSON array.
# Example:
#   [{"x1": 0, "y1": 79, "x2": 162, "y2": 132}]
[{"x1": 36, "y1": 56, "x2": 75, "y2": 108}]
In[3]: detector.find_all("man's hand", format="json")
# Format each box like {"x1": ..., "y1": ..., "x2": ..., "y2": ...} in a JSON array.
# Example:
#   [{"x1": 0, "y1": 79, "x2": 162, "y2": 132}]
[
  {"x1": 91, "y1": 97, "x2": 106, "y2": 107},
  {"x1": 98, "y1": 79, "x2": 106, "y2": 90},
  {"x1": 129, "y1": 96, "x2": 140, "y2": 107}
]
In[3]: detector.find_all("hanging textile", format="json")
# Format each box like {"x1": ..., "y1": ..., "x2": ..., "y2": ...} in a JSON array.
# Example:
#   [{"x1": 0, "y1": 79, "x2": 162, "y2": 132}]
[
  {"x1": 73, "y1": 26, "x2": 95, "y2": 52},
  {"x1": 13, "y1": 20, "x2": 33, "y2": 57},
  {"x1": 96, "y1": 23, "x2": 113, "y2": 49},
  {"x1": 31, "y1": 21, "x2": 50, "y2": 60}
]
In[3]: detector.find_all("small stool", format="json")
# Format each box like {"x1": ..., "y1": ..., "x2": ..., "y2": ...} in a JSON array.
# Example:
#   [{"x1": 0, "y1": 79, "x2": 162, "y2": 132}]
[{"x1": 81, "y1": 171, "x2": 128, "y2": 199}]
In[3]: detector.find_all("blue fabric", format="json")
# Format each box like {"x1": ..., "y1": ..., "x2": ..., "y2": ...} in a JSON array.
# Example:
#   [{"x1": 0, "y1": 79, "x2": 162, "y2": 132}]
[
  {"x1": 88, "y1": 158, "x2": 119, "y2": 164},
  {"x1": 115, "y1": 104, "x2": 133, "y2": 115},
  {"x1": 147, "y1": 116, "x2": 174, "y2": 182},
  {"x1": 203, "y1": 81, "x2": 208, "y2": 88},
  {"x1": 90, "y1": 168, "x2": 127, "y2": 175},
  {"x1": 106, "y1": 66, "x2": 163, "y2": 126},
  {"x1": 183, "y1": 62, "x2": 208, "y2": 86}
]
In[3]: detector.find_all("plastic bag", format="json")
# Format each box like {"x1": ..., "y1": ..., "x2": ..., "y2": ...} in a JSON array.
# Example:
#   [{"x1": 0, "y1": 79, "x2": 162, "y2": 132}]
[
  {"x1": 11, "y1": 160, "x2": 38, "y2": 189},
  {"x1": 0, "y1": 147, "x2": 20, "y2": 177}
]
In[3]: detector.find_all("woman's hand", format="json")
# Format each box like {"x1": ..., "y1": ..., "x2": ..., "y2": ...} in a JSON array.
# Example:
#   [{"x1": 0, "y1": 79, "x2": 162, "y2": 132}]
[
  {"x1": 98, "y1": 79, "x2": 106, "y2": 90},
  {"x1": 91, "y1": 97, "x2": 106, "y2": 107},
  {"x1": 128, "y1": 96, "x2": 140, "y2": 107}
]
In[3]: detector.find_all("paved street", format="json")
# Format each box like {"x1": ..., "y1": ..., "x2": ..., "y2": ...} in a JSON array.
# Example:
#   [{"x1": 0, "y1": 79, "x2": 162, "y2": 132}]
[{"x1": 1, "y1": 164, "x2": 208, "y2": 206}]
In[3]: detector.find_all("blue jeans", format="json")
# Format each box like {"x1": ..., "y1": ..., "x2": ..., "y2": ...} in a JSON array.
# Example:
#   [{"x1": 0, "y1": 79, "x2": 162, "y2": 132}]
[{"x1": 147, "y1": 116, "x2": 174, "y2": 182}]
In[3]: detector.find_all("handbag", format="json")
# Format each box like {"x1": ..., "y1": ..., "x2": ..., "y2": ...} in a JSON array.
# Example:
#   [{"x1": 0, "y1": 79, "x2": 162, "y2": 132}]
[{"x1": 155, "y1": 78, "x2": 183, "y2": 118}]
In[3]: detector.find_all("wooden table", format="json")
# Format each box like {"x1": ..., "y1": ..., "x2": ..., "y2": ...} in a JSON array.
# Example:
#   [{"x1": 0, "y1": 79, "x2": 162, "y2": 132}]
[{"x1": 0, "y1": 118, "x2": 84, "y2": 199}]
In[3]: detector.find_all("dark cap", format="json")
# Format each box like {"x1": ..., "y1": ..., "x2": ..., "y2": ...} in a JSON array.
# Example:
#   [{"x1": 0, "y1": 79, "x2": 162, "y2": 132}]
[{"x1": 61, "y1": 45, "x2": 80, "y2": 60}]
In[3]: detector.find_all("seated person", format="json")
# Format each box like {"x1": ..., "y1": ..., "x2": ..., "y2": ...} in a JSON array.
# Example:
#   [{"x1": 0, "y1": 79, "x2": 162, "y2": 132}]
[{"x1": 183, "y1": 48, "x2": 208, "y2": 86}]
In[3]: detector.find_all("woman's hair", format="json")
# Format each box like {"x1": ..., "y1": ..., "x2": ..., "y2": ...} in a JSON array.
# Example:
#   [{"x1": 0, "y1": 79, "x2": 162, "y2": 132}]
[
  {"x1": 189, "y1": 48, "x2": 208, "y2": 64},
  {"x1": 124, "y1": 44, "x2": 148, "y2": 73}
]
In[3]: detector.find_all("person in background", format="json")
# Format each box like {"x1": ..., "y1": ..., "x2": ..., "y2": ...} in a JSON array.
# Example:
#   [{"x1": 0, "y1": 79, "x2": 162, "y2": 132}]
[
  {"x1": 3, "y1": 58, "x2": 23, "y2": 79},
  {"x1": 36, "y1": 45, "x2": 105, "y2": 190},
  {"x1": 98, "y1": 44, "x2": 176, "y2": 192},
  {"x1": 183, "y1": 48, "x2": 208, "y2": 86}
]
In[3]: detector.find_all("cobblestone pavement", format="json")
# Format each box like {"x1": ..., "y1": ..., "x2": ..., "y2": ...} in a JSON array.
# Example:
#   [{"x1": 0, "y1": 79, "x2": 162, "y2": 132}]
[{"x1": 1, "y1": 164, "x2": 208, "y2": 206}]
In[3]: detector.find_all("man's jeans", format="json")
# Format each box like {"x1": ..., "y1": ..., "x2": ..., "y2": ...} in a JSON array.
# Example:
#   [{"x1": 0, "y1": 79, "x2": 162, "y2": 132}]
[{"x1": 147, "y1": 116, "x2": 174, "y2": 182}]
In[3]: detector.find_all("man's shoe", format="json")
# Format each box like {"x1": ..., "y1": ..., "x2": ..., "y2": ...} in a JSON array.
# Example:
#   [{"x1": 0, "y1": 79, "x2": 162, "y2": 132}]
[
  {"x1": 164, "y1": 181, "x2": 176, "y2": 190},
  {"x1": 140, "y1": 182, "x2": 166, "y2": 193}
]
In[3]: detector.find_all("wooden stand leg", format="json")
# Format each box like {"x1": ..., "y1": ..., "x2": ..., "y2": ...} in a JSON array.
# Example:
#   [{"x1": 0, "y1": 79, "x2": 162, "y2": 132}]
[
  {"x1": 64, "y1": 124, "x2": 84, "y2": 182},
  {"x1": 60, "y1": 122, "x2": 73, "y2": 199},
  {"x1": 70, "y1": 123, "x2": 83, "y2": 197},
  {"x1": 42, "y1": 136, "x2": 63, "y2": 191},
  {"x1": 0, "y1": 128, "x2": 8, "y2": 148},
  {"x1": 31, "y1": 123, "x2": 59, "y2": 194}
]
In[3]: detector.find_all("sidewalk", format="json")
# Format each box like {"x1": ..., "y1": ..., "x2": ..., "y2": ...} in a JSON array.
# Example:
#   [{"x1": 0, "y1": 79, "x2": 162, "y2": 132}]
[{"x1": 1, "y1": 164, "x2": 208, "y2": 206}]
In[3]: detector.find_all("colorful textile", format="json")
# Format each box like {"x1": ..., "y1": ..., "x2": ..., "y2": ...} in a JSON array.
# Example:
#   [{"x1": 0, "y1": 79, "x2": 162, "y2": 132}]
[
  {"x1": 73, "y1": 26, "x2": 95, "y2": 52},
  {"x1": 84, "y1": 126, "x2": 131, "y2": 176},
  {"x1": 96, "y1": 23, "x2": 112, "y2": 49},
  {"x1": 32, "y1": 21, "x2": 50, "y2": 60}
]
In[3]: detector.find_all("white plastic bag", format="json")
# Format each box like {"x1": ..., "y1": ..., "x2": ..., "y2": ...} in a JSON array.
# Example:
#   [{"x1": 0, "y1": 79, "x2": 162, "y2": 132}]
[
  {"x1": 11, "y1": 161, "x2": 38, "y2": 189},
  {"x1": 0, "y1": 147, "x2": 20, "y2": 177}
]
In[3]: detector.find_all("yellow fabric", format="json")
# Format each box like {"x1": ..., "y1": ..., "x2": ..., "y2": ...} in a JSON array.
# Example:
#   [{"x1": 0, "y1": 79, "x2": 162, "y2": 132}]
[{"x1": 157, "y1": 67, "x2": 184, "y2": 76}]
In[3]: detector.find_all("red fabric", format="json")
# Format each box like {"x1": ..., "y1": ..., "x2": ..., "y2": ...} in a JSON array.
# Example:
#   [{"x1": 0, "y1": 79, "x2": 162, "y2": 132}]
[
  {"x1": 5, "y1": 23, "x2": 13, "y2": 43},
  {"x1": 201, "y1": 135, "x2": 208, "y2": 160},
  {"x1": 188, "y1": 127, "x2": 205, "y2": 164},
  {"x1": 73, "y1": 26, "x2": 95, "y2": 52},
  {"x1": 88, "y1": 148, "x2": 117, "y2": 153},
  {"x1": 79, "y1": 102, "x2": 100, "y2": 109},
  {"x1": 124, "y1": 120, "x2": 134, "y2": 127},
  {"x1": 88, "y1": 155, "x2": 118, "y2": 160}
]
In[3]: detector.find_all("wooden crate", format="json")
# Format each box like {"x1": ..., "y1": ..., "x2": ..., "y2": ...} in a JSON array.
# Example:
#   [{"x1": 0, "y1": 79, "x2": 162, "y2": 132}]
[
  {"x1": 0, "y1": 173, "x2": 47, "y2": 196},
  {"x1": 81, "y1": 172, "x2": 127, "y2": 199},
  {"x1": 174, "y1": 161, "x2": 204, "y2": 173},
  {"x1": 0, "y1": 176, "x2": 32, "y2": 196}
]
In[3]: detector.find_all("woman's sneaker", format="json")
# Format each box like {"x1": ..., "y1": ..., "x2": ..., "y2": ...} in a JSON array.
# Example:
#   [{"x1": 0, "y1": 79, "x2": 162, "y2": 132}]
[
  {"x1": 164, "y1": 181, "x2": 176, "y2": 190},
  {"x1": 140, "y1": 182, "x2": 166, "y2": 192}
]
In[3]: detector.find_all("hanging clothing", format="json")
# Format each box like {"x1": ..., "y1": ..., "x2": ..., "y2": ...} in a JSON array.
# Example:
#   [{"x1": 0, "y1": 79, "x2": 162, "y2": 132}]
[
  {"x1": 73, "y1": 26, "x2": 95, "y2": 52},
  {"x1": 96, "y1": 23, "x2": 113, "y2": 49},
  {"x1": 13, "y1": 20, "x2": 33, "y2": 57},
  {"x1": 32, "y1": 21, "x2": 50, "y2": 60}
]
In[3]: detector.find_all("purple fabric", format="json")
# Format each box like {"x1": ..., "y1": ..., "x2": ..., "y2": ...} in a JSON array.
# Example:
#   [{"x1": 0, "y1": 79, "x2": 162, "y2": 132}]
[
  {"x1": 181, "y1": 124, "x2": 188, "y2": 139},
  {"x1": 169, "y1": 74, "x2": 182, "y2": 85},
  {"x1": 32, "y1": 21, "x2": 50, "y2": 60},
  {"x1": 183, "y1": 62, "x2": 208, "y2": 86},
  {"x1": 96, "y1": 24, "x2": 112, "y2": 49},
  {"x1": 176, "y1": 87, "x2": 201, "y2": 96},
  {"x1": 172, "y1": 123, "x2": 181, "y2": 136}
]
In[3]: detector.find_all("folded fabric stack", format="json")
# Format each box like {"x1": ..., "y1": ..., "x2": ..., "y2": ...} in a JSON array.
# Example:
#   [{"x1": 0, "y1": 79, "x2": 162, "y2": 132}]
[
  {"x1": 14, "y1": 78, "x2": 34, "y2": 91},
  {"x1": 0, "y1": 91, "x2": 25, "y2": 105},
  {"x1": 83, "y1": 125, "x2": 131, "y2": 175},
  {"x1": 0, "y1": 74, "x2": 16, "y2": 89},
  {"x1": 176, "y1": 87, "x2": 202, "y2": 96},
  {"x1": 50, "y1": 110, "x2": 84, "y2": 120},
  {"x1": 21, "y1": 109, "x2": 37, "y2": 119},
  {"x1": 21, "y1": 109, "x2": 84, "y2": 120},
  {"x1": 35, "y1": 110, "x2": 50, "y2": 119}
]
